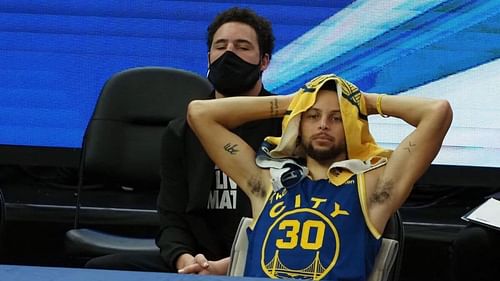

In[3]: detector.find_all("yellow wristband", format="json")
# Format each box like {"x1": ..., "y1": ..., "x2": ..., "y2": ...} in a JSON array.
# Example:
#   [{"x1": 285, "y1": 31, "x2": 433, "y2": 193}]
[{"x1": 376, "y1": 94, "x2": 389, "y2": 118}]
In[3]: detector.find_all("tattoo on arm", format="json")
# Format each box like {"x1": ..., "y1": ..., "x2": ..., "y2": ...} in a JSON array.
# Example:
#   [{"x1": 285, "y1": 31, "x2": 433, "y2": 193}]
[
  {"x1": 224, "y1": 143, "x2": 239, "y2": 155},
  {"x1": 404, "y1": 141, "x2": 416, "y2": 153},
  {"x1": 270, "y1": 98, "x2": 279, "y2": 117}
]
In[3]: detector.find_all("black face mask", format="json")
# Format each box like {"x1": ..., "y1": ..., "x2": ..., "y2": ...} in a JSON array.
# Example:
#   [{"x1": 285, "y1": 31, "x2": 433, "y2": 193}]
[{"x1": 208, "y1": 51, "x2": 262, "y2": 97}]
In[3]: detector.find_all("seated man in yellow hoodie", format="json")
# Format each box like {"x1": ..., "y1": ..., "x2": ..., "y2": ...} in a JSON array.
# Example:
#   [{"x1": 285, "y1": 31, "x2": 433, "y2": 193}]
[{"x1": 184, "y1": 74, "x2": 452, "y2": 280}]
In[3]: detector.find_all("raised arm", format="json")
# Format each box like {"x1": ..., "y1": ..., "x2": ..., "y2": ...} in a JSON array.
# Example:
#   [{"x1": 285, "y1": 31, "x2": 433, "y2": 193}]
[
  {"x1": 364, "y1": 93, "x2": 453, "y2": 228},
  {"x1": 186, "y1": 95, "x2": 292, "y2": 213}
]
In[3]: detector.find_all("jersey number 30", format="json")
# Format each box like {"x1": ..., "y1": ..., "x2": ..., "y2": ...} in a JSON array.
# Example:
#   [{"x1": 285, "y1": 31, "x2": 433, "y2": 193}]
[{"x1": 276, "y1": 220, "x2": 325, "y2": 250}]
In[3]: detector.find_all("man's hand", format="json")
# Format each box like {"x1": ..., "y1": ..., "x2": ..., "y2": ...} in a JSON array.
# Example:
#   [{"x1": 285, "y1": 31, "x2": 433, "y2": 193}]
[
  {"x1": 176, "y1": 253, "x2": 195, "y2": 271},
  {"x1": 177, "y1": 253, "x2": 229, "y2": 275}
]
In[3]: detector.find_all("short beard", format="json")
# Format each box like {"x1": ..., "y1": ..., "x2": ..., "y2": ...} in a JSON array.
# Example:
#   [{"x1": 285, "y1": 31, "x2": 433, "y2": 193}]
[{"x1": 304, "y1": 143, "x2": 344, "y2": 164}]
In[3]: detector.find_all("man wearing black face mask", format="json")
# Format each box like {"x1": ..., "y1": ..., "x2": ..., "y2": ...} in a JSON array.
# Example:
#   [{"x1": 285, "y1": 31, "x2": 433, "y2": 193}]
[
  {"x1": 208, "y1": 51, "x2": 263, "y2": 96},
  {"x1": 85, "y1": 7, "x2": 281, "y2": 274}
]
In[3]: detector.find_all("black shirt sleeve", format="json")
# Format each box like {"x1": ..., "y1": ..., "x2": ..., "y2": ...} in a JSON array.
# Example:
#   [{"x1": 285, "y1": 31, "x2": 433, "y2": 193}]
[{"x1": 156, "y1": 118, "x2": 197, "y2": 270}]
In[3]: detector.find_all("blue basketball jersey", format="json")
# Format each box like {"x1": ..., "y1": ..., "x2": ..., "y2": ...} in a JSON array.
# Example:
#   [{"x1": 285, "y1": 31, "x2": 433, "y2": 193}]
[{"x1": 244, "y1": 174, "x2": 381, "y2": 281}]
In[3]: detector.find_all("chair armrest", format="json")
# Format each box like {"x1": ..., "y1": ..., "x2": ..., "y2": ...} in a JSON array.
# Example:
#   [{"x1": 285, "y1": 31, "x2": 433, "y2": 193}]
[
  {"x1": 368, "y1": 238, "x2": 399, "y2": 281},
  {"x1": 65, "y1": 228, "x2": 158, "y2": 257},
  {"x1": 227, "y1": 217, "x2": 253, "y2": 276}
]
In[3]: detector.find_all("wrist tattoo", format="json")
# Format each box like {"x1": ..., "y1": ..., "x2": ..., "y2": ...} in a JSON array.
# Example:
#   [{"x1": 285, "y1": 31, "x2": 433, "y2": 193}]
[
  {"x1": 270, "y1": 98, "x2": 279, "y2": 117},
  {"x1": 224, "y1": 143, "x2": 239, "y2": 155}
]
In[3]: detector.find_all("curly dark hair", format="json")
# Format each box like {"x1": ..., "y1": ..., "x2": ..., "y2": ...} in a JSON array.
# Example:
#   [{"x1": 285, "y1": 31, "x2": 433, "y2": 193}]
[{"x1": 207, "y1": 7, "x2": 275, "y2": 59}]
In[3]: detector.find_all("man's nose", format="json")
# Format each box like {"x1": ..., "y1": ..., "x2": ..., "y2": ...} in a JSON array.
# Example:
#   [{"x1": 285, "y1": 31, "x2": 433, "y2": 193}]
[
  {"x1": 226, "y1": 43, "x2": 235, "y2": 52},
  {"x1": 319, "y1": 118, "x2": 329, "y2": 130}
]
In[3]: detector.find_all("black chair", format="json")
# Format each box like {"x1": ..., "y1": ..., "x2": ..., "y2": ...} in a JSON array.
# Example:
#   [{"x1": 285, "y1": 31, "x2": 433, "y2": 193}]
[
  {"x1": 65, "y1": 67, "x2": 212, "y2": 259},
  {"x1": 381, "y1": 210, "x2": 405, "y2": 281},
  {"x1": 0, "y1": 188, "x2": 5, "y2": 244}
]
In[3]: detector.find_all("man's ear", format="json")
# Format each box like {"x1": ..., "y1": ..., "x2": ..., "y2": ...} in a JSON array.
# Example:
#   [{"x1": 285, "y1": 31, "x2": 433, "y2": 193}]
[
  {"x1": 206, "y1": 52, "x2": 211, "y2": 77},
  {"x1": 260, "y1": 53, "x2": 270, "y2": 71}
]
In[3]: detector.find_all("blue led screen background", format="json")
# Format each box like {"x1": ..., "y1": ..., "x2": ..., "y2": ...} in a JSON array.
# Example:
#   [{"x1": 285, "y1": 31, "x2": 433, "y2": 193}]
[{"x1": 0, "y1": 0, "x2": 499, "y2": 168}]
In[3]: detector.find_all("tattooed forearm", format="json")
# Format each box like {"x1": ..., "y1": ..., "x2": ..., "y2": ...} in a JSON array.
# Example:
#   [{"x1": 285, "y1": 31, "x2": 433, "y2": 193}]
[
  {"x1": 404, "y1": 141, "x2": 417, "y2": 153},
  {"x1": 270, "y1": 98, "x2": 279, "y2": 117},
  {"x1": 224, "y1": 143, "x2": 239, "y2": 155}
]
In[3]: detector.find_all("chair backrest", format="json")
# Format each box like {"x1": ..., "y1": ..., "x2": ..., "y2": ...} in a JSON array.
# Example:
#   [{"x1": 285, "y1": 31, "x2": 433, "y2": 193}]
[
  {"x1": 0, "y1": 188, "x2": 5, "y2": 256},
  {"x1": 80, "y1": 67, "x2": 212, "y2": 189},
  {"x1": 0, "y1": 188, "x2": 5, "y2": 240},
  {"x1": 228, "y1": 211, "x2": 404, "y2": 281},
  {"x1": 72, "y1": 67, "x2": 212, "y2": 229}
]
